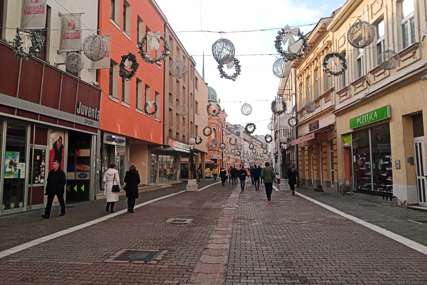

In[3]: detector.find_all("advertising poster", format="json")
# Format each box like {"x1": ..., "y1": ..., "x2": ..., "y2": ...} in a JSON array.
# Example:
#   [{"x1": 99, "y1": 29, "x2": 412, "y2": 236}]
[
  {"x1": 4, "y1": 152, "x2": 20, "y2": 179},
  {"x1": 21, "y1": 0, "x2": 47, "y2": 30},
  {"x1": 60, "y1": 13, "x2": 82, "y2": 51},
  {"x1": 49, "y1": 131, "x2": 66, "y2": 171}
]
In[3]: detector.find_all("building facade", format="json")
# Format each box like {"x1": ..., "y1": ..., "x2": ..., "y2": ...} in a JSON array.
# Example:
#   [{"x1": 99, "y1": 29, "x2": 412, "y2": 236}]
[
  {"x1": 194, "y1": 70, "x2": 209, "y2": 176},
  {"x1": 98, "y1": 0, "x2": 165, "y2": 186},
  {"x1": 330, "y1": 0, "x2": 427, "y2": 207},
  {"x1": 206, "y1": 87, "x2": 226, "y2": 169},
  {"x1": 0, "y1": 0, "x2": 101, "y2": 215}
]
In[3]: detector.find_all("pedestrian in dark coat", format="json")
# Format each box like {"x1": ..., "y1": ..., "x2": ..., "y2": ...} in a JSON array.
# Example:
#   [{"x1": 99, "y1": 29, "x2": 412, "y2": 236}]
[
  {"x1": 42, "y1": 160, "x2": 66, "y2": 218},
  {"x1": 238, "y1": 165, "x2": 247, "y2": 192},
  {"x1": 124, "y1": 165, "x2": 141, "y2": 213},
  {"x1": 253, "y1": 165, "x2": 261, "y2": 191},
  {"x1": 219, "y1": 168, "x2": 227, "y2": 186},
  {"x1": 287, "y1": 165, "x2": 298, "y2": 196},
  {"x1": 261, "y1": 162, "x2": 275, "y2": 202}
]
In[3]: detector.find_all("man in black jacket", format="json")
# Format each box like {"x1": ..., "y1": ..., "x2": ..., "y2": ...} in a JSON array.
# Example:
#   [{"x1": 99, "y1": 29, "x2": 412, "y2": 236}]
[
  {"x1": 287, "y1": 165, "x2": 298, "y2": 196},
  {"x1": 42, "y1": 160, "x2": 66, "y2": 218}
]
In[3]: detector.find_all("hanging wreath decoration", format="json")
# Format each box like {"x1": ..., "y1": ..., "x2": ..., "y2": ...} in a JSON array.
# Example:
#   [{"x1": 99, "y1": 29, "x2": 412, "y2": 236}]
[
  {"x1": 29, "y1": 31, "x2": 44, "y2": 57},
  {"x1": 12, "y1": 29, "x2": 45, "y2": 58},
  {"x1": 119, "y1": 53, "x2": 139, "y2": 80},
  {"x1": 207, "y1": 103, "x2": 221, "y2": 116},
  {"x1": 236, "y1": 151, "x2": 241, "y2": 156},
  {"x1": 144, "y1": 101, "x2": 158, "y2": 116},
  {"x1": 271, "y1": 99, "x2": 286, "y2": 115},
  {"x1": 203, "y1": 126, "x2": 212, "y2": 137},
  {"x1": 288, "y1": 117, "x2": 297, "y2": 127},
  {"x1": 229, "y1": 137, "x2": 237, "y2": 146},
  {"x1": 347, "y1": 20, "x2": 376, "y2": 49},
  {"x1": 265, "y1": 134, "x2": 273, "y2": 143},
  {"x1": 323, "y1": 52, "x2": 347, "y2": 76},
  {"x1": 218, "y1": 58, "x2": 241, "y2": 81},
  {"x1": 249, "y1": 143, "x2": 255, "y2": 150},
  {"x1": 245, "y1": 123, "x2": 256, "y2": 134},
  {"x1": 138, "y1": 32, "x2": 170, "y2": 64},
  {"x1": 275, "y1": 26, "x2": 307, "y2": 61},
  {"x1": 195, "y1": 136, "x2": 203, "y2": 145}
]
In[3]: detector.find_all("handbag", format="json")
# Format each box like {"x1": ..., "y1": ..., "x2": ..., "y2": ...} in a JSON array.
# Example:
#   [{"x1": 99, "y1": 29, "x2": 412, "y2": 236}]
[{"x1": 111, "y1": 174, "x2": 121, "y2": 193}]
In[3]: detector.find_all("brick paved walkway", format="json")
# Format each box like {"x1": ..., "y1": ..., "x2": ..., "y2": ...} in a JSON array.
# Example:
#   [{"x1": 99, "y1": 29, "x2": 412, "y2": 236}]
[{"x1": 0, "y1": 181, "x2": 427, "y2": 284}]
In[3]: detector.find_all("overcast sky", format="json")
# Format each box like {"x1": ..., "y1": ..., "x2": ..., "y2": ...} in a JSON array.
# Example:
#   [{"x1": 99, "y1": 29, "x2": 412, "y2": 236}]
[{"x1": 156, "y1": 0, "x2": 346, "y2": 135}]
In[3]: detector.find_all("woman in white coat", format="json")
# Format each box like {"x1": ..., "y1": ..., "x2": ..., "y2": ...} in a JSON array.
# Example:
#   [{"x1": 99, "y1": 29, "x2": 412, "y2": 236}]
[{"x1": 103, "y1": 163, "x2": 120, "y2": 213}]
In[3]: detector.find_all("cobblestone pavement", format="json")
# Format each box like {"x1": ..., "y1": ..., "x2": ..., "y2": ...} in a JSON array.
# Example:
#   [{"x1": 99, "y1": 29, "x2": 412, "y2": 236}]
[
  {"x1": 225, "y1": 185, "x2": 427, "y2": 285},
  {"x1": 0, "y1": 180, "x2": 214, "y2": 251},
  {"x1": 296, "y1": 187, "x2": 427, "y2": 246},
  {"x1": 1, "y1": 182, "x2": 427, "y2": 284}
]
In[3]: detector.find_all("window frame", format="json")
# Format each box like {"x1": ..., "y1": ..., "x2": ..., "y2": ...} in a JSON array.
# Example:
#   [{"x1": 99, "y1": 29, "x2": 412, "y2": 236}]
[
  {"x1": 123, "y1": 0, "x2": 130, "y2": 35},
  {"x1": 400, "y1": 0, "x2": 416, "y2": 49},
  {"x1": 355, "y1": 48, "x2": 365, "y2": 79},
  {"x1": 375, "y1": 18, "x2": 385, "y2": 66},
  {"x1": 109, "y1": 60, "x2": 119, "y2": 99},
  {"x1": 136, "y1": 78, "x2": 143, "y2": 111},
  {"x1": 121, "y1": 77, "x2": 129, "y2": 104}
]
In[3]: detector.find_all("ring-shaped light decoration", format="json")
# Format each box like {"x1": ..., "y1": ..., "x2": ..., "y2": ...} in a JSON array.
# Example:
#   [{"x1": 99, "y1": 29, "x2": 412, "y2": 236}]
[
  {"x1": 220, "y1": 143, "x2": 226, "y2": 150},
  {"x1": 207, "y1": 103, "x2": 222, "y2": 117},
  {"x1": 245, "y1": 123, "x2": 256, "y2": 134},
  {"x1": 265, "y1": 134, "x2": 273, "y2": 143},
  {"x1": 144, "y1": 101, "x2": 158, "y2": 116},
  {"x1": 212, "y1": 38, "x2": 235, "y2": 65},
  {"x1": 249, "y1": 143, "x2": 255, "y2": 150},
  {"x1": 272, "y1": 57, "x2": 292, "y2": 78},
  {"x1": 288, "y1": 117, "x2": 297, "y2": 127},
  {"x1": 203, "y1": 126, "x2": 212, "y2": 137},
  {"x1": 195, "y1": 136, "x2": 203, "y2": 145},
  {"x1": 138, "y1": 32, "x2": 170, "y2": 64},
  {"x1": 119, "y1": 53, "x2": 139, "y2": 80},
  {"x1": 323, "y1": 52, "x2": 347, "y2": 76},
  {"x1": 280, "y1": 142, "x2": 288, "y2": 150},
  {"x1": 236, "y1": 151, "x2": 241, "y2": 156},
  {"x1": 275, "y1": 25, "x2": 307, "y2": 61},
  {"x1": 170, "y1": 59, "x2": 187, "y2": 79},
  {"x1": 218, "y1": 58, "x2": 241, "y2": 81},
  {"x1": 347, "y1": 20, "x2": 376, "y2": 49},
  {"x1": 241, "y1": 103, "x2": 253, "y2": 116},
  {"x1": 271, "y1": 98, "x2": 286, "y2": 115}
]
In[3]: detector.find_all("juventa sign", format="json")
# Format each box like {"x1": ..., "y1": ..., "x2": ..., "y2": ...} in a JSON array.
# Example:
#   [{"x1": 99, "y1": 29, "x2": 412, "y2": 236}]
[
  {"x1": 76, "y1": 102, "x2": 99, "y2": 121},
  {"x1": 350, "y1": 106, "x2": 391, "y2": 129}
]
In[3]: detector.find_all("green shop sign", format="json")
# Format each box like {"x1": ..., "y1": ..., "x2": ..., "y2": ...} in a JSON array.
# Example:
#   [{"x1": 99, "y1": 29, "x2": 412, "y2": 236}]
[{"x1": 350, "y1": 106, "x2": 391, "y2": 129}]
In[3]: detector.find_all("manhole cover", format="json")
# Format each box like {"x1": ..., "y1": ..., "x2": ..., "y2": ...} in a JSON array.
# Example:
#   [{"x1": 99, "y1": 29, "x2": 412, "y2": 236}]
[
  {"x1": 106, "y1": 249, "x2": 166, "y2": 264},
  {"x1": 166, "y1": 218, "x2": 193, "y2": 224}
]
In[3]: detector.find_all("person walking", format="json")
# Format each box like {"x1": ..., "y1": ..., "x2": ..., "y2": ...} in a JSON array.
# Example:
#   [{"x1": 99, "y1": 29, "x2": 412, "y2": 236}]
[
  {"x1": 42, "y1": 160, "x2": 66, "y2": 218},
  {"x1": 219, "y1": 168, "x2": 227, "y2": 186},
  {"x1": 238, "y1": 164, "x2": 247, "y2": 192},
  {"x1": 103, "y1": 163, "x2": 121, "y2": 213},
  {"x1": 212, "y1": 167, "x2": 219, "y2": 181},
  {"x1": 250, "y1": 166, "x2": 255, "y2": 185},
  {"x1": 253, "y1": 164, "x2": 261, "y2": 191},
  {"x1": 287, "y1": 165, "x2": 298, "y2": 196},
  {"x1": 261, "y1": 162, "x2": 275, "y2": 202},
  {"x1": 230, "y1": 166, "x2": 237, "y2": 185},
  {"x1": 124, "y1": 165, "x2": 140, "y2": 213}
]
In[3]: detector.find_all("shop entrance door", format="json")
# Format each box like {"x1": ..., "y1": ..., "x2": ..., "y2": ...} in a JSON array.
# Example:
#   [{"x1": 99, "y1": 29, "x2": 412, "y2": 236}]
[{"x1": 414, "y1": 137, "x2": 427, "y2": 206}]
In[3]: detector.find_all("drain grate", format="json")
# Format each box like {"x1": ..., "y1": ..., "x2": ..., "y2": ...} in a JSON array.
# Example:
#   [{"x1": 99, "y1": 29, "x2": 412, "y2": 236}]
[
  {"x1": 166, "y1": 218, "x2": 193, "y2": 224},
  {"x1": 106, "y1": 249, "x2": 166, "y2": 264}
]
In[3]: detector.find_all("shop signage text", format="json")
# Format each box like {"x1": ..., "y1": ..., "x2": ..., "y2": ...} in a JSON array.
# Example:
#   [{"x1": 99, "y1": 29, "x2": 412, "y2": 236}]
[
  {"x1": 103, "y1": 133, "x2": 126, "y2": 146},
  {"x1": 76, "y1": 102, "x2": 100, "y2": 121},
  {"x1": 350, "y1": 105, "x2": 391, "y2": 129}
]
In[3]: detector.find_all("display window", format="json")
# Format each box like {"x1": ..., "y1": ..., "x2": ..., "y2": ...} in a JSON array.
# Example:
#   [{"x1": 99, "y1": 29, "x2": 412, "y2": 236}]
[
  {"x1": 158, "y1": 155, "x2": 178, "y2": 183},
  {"x1": 352, "y1": 123, "x2": 392, "y2": 194}
]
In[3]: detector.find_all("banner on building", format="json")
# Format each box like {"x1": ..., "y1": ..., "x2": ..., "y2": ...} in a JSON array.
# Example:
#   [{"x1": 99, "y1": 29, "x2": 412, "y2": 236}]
[
  {"x1": 21, "y1": 0, "x2": 47, "y2": 30},
  {"x1": 90, "y1": 36, "x2": 111, "y2": 70},
  {"x1": 60, "y1": 13, "x2": 82, "y2": 51}
]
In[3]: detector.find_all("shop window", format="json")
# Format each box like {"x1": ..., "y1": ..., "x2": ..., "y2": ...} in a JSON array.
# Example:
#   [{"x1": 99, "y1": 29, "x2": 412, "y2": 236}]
[
  {"x1": 338, "y1": 51, "x2": 347, "y2": 90},
  {"x1": 313, "y1": 68, "x2": 320, "y2": 98},
  {"x1": 412, "y1": 113, "x2": 424, "y2": 138},
  {"x1": 3, "y1": 122, "x2": 28, "y2": 211},
  {"x1": 371, "y1": 125, "x2": 392, "y2": 194},
  {"x1": 30, "y1": 148, "x2": 47, "y2": 185},
  {"x1": 111, "y1": 0, "x2": 120, "y2": 24},
  {"x1": 375, "y1": 19, "x2": 385, "y2": 66},
  {"x1": 355, "y1": 48, "x2": 365, "y2": 79},
  {"x1": 353, "y1": 129, "x2": 372, "y2": 192},
  {"x1": 136, "y1": 78, "x2": 143, "y2": 111},
  {"x1": 400, "y1": 0, "x2": 415, "y2": 49},
  {"x1": 123, "y1": 1, "x2": 130, "y2": 35},
  {"x1": 323, "y1": 69, "x2": 332, "y2": 92},
  {"x1": 158, "y1": 155, "x2": 178, "y2": 182}
]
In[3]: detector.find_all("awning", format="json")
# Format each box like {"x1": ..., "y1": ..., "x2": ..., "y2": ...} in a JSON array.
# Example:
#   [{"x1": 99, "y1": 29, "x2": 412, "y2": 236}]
[
  {"x1": 152, "y1": 146, "x2": 191, "y2": 154},
  {"x1": 290, "y1": 133, "x2": 315, "y2": 145}
]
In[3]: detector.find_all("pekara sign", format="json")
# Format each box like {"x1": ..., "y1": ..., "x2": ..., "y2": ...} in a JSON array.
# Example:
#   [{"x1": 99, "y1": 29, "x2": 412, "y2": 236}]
[{"x1": 350, "y1": 106, "x2": 391, "y2": 129}]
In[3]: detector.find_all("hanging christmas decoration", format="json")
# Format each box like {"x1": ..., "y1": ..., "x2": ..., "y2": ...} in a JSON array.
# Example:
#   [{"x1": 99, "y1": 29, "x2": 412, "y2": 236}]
[
  {"x1": 220, "y1": 143, "x2": 226, "y2": 150},
  {"x1": 195, "y1": 136, "x2": 203, "y2": 145},
  {"x1": 212, "y1": 38, "x2": 235, "y2": 65},
  {"x1": 249, "y1": 143, "x2": 255, "y2": 150},
  {"x1": 323, "y1": 52, "x2": 347, "y2": 76},
  {"x1": 263, "y1": 149, "x2": 269, "y2": 155},
  {"x1": 29, "y1": 31, "x2": 44, "y2": 57},
  {"x1": 245, "y1": 123, "x2": 256, "y2": 134},
  {"x1": 240, "y1": 103, "x2": 253, "y2": 116},
  {"x1": 144, "y1": 101, "x2": 158, "y2": 116},
  {"x1": 203, "y1": 126, "x2": 212, "y2": 137},
  {"x1": 272, "y1": 57, "x2": 292, "y2": 78},
  {"x1": 288, "y1": 117, "x2": 297, "y2": 127},
  {"x1": 119, "y1": 53, "x2": 139, "y2": 80},
  {"x1": 138, "y1": 31, "x2": 170, "y2": 64},
  {"x1": 265, "y1": 134, "x2": 273, "y2": 143},
  {"x1": 83, "y1": 34, "x2": 108, "y2": 61},
  {"x1": 275, "y1": 25, "x2": 307, "y2": 61},
  {"x1": 207, "y1": 103, "x2": 222, "y2": 116},
  {"x1": 65, "y1": 52, "x2": 83, "y2": 74},
  {"x1": 271, "y1": 98, "x2": 286, "y2": 115},
  {"x1": 236, "y1": 151, "x2": 241, "y2": 156},
  {"x1": 11, "y1": 30, "x2": 27, "y2": 58},
  {"x1": 347, "y1": 20, "x2": 376, "y2": 48},
  {"x1": 229, "y1": 137, "x2": 237, "y2": 146},
  {"x1": 381, "y1": 50, "x2": 400, "y2": 70},
  {"x1": 218, "y1": 58, "x2": 241, "y2": 81},
  {"x1": 170, "y1": 59, "x2": 187, "y2": 79}
]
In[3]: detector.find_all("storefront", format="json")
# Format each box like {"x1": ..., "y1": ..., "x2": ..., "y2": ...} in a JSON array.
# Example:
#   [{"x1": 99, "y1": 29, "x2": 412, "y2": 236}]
[
  {"x1": 101, "y1": 133, "x2": 127, "y2": 185},
  {"x1": 0, "y1": 41, "x2": 101, "y2": 215}
]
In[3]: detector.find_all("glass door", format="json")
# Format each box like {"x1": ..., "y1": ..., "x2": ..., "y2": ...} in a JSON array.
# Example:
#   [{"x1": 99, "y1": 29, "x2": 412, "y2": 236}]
[
  {"x1": 353, "y1": 129, "x2": 372, "y2": 192},
  {"x1": 371, "y1": 125, "x2": 392, "y2": 195},
  {"x1": 2, "y1": 121, "x2": 29, "y2": 212}
]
